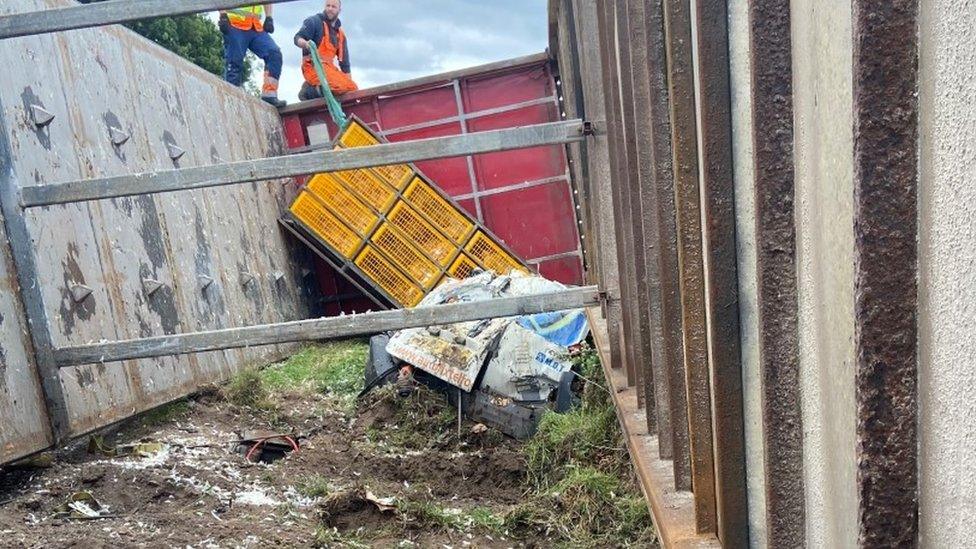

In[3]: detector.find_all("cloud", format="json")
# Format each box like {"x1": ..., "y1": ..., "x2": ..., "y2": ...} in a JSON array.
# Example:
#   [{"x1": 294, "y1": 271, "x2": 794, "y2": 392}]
[{"x1": 242, "y1": 0, "x2": 548, "y2": 103}]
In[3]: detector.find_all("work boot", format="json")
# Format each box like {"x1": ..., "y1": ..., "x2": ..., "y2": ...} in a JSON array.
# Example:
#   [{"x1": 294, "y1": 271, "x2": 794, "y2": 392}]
[{"x1": 261, "y1": 95, "x2": 287, "y2": 109}]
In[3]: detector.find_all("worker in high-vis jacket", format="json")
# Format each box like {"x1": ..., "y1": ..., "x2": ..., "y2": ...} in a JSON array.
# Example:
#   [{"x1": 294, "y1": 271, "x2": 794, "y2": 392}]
[
  {"x1": 219, "y1": 4, "x2": 286, "y2": 108},
  {"x1": 294, "y1": 0, "x2": 359, "y2": 101}
]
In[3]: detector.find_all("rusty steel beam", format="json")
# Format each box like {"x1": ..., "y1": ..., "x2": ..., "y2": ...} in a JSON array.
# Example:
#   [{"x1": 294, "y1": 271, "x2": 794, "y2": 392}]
[
  {"x1": 693, "y1": 0, "x2": 749, "y2": 544},
  {"x1": 614, "y1": 0, "x2": 655, "y2": 416},
  {"x1": 641, "y1": 0, "x2": 689, "y2": 472},
  {"x1": 588, "y1": 309, "x2": 722, "y2": 549},
  {"x1": 596, "y1": 0, "x2": 637, "y2": 386},
  {"x1": 852, "y1": 0, "x2": 919, "y2": 545},
  {"x1": 624, "y1": 0, "x2": 671, "y2": 442},
  {"x1": 663, "y1": 0, "x2": 717, "y2": 530},
  {"x1": 748, "y1": 0, "x2": 805, "y2": 545}
]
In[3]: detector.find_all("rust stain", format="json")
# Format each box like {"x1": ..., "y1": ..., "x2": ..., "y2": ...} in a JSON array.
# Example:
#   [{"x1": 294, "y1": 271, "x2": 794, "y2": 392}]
[
  {"x1": 852, "y1": 0, "x2": 919, "y2": 545},
  {"x1": 748, "y1": 0, "x2": 805, "y2": 545}
]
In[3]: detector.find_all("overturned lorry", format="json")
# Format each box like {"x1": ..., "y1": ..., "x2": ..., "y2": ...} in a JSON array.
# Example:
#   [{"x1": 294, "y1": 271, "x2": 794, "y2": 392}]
[{"x1": 0, "y1": 1, "x2": 587, "y2": 467}]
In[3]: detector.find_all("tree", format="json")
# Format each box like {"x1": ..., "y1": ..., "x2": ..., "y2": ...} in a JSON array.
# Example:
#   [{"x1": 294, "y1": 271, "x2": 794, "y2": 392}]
[{"x1": 77, "y1": 2, "x2": 251, "y2": 83}]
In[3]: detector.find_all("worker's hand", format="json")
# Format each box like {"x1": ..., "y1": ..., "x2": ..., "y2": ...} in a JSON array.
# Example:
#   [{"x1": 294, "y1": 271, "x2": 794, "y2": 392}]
[
  {"x1": 264, "y1": 17, "x2": 275, "y2": 34},
  {"x1": 296, "y1": 37, "x2": 311, "y2": 52},
  {"x1": 218, "y1": 13, "x2": 230, "y2": 34}
]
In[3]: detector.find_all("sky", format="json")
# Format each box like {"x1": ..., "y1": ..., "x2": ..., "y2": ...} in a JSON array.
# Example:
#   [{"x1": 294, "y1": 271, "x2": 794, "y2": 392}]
[{"x1": 243, "y1": 0, "x2": 550, "y2": 103}]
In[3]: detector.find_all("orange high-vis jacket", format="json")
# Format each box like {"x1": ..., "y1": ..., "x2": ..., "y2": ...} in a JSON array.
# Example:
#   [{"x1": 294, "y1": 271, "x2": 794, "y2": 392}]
[
  {"x1": 301, "y1": 23, "x2": 358, "y2": 94},
  {"x1": 226, "y1": 5, "x2": 264, "y2": 32}
]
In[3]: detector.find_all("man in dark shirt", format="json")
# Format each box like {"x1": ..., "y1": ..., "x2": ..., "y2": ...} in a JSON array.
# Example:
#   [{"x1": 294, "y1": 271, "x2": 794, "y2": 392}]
[{"x1": 294, "y1": 0, "x2": 359, "y2": 100}]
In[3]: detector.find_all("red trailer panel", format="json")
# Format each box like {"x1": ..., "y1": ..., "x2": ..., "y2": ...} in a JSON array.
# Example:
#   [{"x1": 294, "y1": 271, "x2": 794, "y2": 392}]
[{"x1": 280, "y1": 53, "x2": 583, "y2": 314}]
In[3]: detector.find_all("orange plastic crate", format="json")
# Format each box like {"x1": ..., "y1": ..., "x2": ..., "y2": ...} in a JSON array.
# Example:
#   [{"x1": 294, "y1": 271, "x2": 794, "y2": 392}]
[
  {"x1": 387, "y1": 202, "x2": 457, "y2": 267},
  {"x1": 338, "y1": 120, "x2": 380, "y2": 148},
  {"x1": 372, "y1": 224, "x2": 441, "y2": 289},
  {"x1": 306, "y1": 174, "x2": 378, "y2": 236},
  {"x1": 355, "y1": 246, "x2": 424, "y2": 307},
  {"x1": 464, "y1": 231, "x2": 526, "y2": 276},
  {"x1": 448, "y1": 254, "x2": 480, "y2": 280},
  {"x1": 289, "y1": 192, "x2": 361, "y2": 259},
  {"x1": 403, "y1": 177, "x2": 474, "y2": 244}
]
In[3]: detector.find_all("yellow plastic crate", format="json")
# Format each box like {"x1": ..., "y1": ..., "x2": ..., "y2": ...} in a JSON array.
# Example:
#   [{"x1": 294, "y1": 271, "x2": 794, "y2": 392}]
[
  {"x1": 448, "y1": 254, "x2": 480, "y2": 280},
  {"x1": 387, "y1": 202, "x2": 457, "y2": 267},
  {"x1": 372, "y1": 163, "x2": 413, "y2": 190},
  {"x1": 464, "y1": 231, "x2": 526, "y2": 276},
  {"x1": 372, "y1": 225, "x2": 441, "y2": 289},
  {"x1": 338, "y1": 119, "x2": 380, "y2": 148},
  {"x1": 404, "y1": 177, "x2": 475, "y2": 244},
  {"x1": 306, "y1": 174, "x2": 378, "y2": 236},
  {"x1": 290, "y1": 192, "x2": 361, "y2": 259},
  {"x1": 336, "y1": 121, "x2": 413, "y2": 189},
  {"x1": 330, "y1": 168, "x2": 396, "y2": 213},
  {"x1": 355, "y1": 245, "x2": 424, "y2": 307}
]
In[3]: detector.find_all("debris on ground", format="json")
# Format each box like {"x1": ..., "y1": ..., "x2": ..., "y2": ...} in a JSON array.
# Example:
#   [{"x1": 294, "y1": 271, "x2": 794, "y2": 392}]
[
  {"x1": 0, "y1": 339, "x2": 656, "y2": 547},
  {"x1": 233, "y1": 432, "x2": 301, "y2": 463},
  {"x1": 374, "y1": 270, "x2": 590, "y2": 439},
  {"x1": 52, "y1": 491, "x2": 111, "y2": 520}
]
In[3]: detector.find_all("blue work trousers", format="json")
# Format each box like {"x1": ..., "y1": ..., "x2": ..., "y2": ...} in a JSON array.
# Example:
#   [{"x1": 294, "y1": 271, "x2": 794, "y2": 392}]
[{"x1": 223, "y1": 28, "x2": 283, "y2": 86}]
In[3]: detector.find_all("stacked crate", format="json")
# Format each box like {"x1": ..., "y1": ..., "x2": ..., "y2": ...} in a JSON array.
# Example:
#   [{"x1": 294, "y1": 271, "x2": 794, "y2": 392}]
[{"x1": 287, "y1": 117, "x2": 527, "y2": 307}]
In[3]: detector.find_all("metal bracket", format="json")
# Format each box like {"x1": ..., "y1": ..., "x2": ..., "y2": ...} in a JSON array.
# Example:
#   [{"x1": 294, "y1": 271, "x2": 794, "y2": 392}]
[
  {"x1": 29, "y1": 104, "x2": 55, "y2": 128},
  {"x1": 109, "y1": 126, "x2": 130, "y2": 147},
  {"x1": 69, "y1": 283, "x2": 93, "y2": 303},
  {"x1": 166, "y1": 142, "x2": 186, "y2": 161},
  {"x1": 582, "y1": 120, "x2": 605, "y2": 136},
  {"x1": 141, "y1": 278, "x2": 164, "y2": 296},
  {"x1": 272, "y1": 270, "x2": 286, "y2": 284}
]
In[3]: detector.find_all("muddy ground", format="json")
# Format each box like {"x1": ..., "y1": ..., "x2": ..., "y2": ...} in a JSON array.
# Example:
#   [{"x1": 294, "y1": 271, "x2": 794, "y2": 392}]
[{"x1": 0, "y1": 341, "x2": 656, "y2": 548}]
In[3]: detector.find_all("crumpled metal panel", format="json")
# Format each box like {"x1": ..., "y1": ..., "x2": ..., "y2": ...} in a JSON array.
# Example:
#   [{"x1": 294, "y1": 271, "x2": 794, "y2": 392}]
[{"x1": 0, "y1": 0, "x2": 308, "y2": 457}]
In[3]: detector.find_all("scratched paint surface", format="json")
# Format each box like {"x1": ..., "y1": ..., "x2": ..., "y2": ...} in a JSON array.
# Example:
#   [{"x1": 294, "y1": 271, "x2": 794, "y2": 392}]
[{"x1": 0, "y1": 0, "x2": 308, "y2": 461}]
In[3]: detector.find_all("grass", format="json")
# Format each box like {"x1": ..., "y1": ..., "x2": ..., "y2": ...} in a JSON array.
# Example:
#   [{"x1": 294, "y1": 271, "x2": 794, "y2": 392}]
[
  {"x1": 313, "y1": 526, "x2": 373, "y2": 549},
  {"x1": 396, "y1": 499, "x2": 463, "y2": 530},
  {"x1": 297, "y1": 475, "x2": 337, "y2": 499},
  {"x1": 261, "y1": 340, "x2": 367, "y2": 398},
  {"x1": 514, "y1": 342, "x2": 658, "y2": 547},
  {"x1": 364, "y1": 385, "x2": 458, "y2": 450},
  {"x1": 223, "y1": 340, "x2": 369, "y2": 414},
  {"x1": 224, "y1": 367, "x2": 271, "y2": 408},
  {"x1": 139, "y1": 400, "x2": 190, "y2": 427}
]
